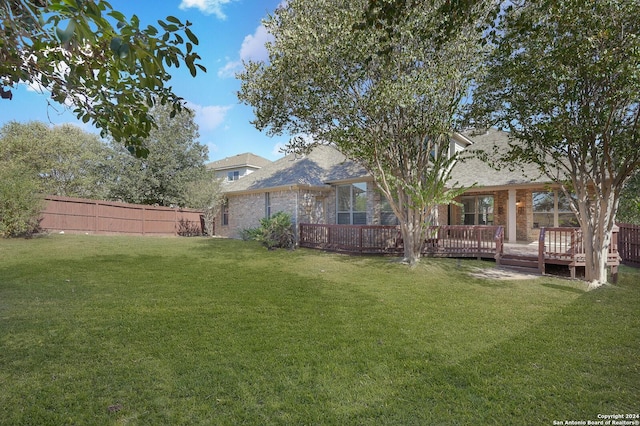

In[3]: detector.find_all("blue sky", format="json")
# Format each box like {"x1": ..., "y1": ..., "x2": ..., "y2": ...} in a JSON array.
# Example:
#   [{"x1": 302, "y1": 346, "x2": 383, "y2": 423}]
[{"x1": 0, "y1": 0, "x2": 288, "y2": 162}]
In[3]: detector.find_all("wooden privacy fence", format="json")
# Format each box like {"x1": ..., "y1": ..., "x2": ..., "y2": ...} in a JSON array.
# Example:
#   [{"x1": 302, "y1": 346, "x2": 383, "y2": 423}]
[
  {"x1": 41, "y1": 195, "x2": 203, "y2": 236},
  {"x1": 618, "y1": 223, "x2": 640, "y2": 266},
  {"x1": 299, "y1": 223, "x2": 503, "y2": 259}
]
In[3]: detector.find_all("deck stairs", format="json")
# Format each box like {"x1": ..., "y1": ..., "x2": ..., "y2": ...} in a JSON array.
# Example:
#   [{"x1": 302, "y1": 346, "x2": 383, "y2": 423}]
[{"x1": 499, "y1": 254, "x2": 540, "y2": 273}]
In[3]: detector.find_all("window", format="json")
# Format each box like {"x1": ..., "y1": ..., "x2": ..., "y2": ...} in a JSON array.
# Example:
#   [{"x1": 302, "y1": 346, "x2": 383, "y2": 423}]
[
  {"x1": 337, "y1": 183, "x2": 367, "y2": 225},
  {"x1": 533, "y1": 191, "x2": 578, "y2": 228},
  {"x1": 227, "y1": 171, "x2": 239, "y2": 181},
  {"x1": 380, "y1": 196, "x2": 398, "y2": 225},
  {"x1": 532, "y1": 192, "x2": 554, "y2": 228},
  {"x1": 222, "y1": 200, "x2": 229, "y2": 226},
  {"x1": 558, "y1": 192, "x2": 579, "y2": 227},
  {"x1": 265, "y1": 192, "x2": 271, "y2": 218},
  {"x1": 459, "y1": 196, "x2": 494, "y2": 225}
]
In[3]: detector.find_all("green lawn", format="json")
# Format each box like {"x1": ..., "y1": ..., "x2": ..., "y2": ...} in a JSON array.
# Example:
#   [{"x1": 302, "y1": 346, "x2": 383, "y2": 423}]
[{"x1": 0, "y1": 235, "x2": 638, "y2": 425}]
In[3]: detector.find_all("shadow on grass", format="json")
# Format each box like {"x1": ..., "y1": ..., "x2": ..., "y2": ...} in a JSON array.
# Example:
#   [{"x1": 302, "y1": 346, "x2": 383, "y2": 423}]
[
  {"x1": 376, "y1": 277, "x2": 640, "y2": 425},
  {"x1": 541, "y1": 283, "x2": 586, "y2": 294}
]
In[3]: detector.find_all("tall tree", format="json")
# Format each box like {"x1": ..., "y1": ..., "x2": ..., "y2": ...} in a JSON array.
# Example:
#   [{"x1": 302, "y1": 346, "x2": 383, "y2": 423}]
[
  {"x1": 238, "y1": 0, "x2": 494, "y2": 265},
  {"x1": 470, "y1": 0, "x2": 640, "y2": 287},
  {"x1": 184, "y1": 172, "x2": 224, "y2": 236},
  {"x1": 109, "y1": 103, "x2": 209, "y2": 207},
  {"x1": 0, "y1": 0, "x2": 206, "y2": 156},
  {"x1": 0, "y1": 162, "x2": 43, "y2": 238},
  {"x1": 0, "y1": 121, "x2": 114, "y2": 199}
]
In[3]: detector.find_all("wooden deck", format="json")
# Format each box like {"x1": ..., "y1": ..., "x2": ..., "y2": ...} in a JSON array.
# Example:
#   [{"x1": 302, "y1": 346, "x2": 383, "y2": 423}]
[
  {"x1": 298, "y1": 224, "x2": 501, "y2": 259},
  {"x1": 298, "y1": 223, "x2": 621, "y2": 280}
]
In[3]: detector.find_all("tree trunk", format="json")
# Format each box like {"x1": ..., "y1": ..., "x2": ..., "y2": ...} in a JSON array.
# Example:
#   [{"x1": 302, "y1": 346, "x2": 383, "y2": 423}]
[
  {"x1": 577, "y1": 186, "x2": 617, "y2": 289},
  {"x1": 202, "y1": 207, "x2": 218, "y2": 236},
  {"x1": 399, "y1": 210, "x2": 426, "y2": 266}
]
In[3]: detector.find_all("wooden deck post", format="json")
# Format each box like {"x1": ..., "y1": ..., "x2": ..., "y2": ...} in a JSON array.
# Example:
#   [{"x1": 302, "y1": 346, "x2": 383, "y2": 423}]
[{"x1": 538, "y1": 228, "x2": 546, "y2": 275}]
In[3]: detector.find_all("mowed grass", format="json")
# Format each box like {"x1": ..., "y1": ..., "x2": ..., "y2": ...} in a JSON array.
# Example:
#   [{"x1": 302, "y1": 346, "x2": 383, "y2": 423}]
[{"x1": 0, "y1": 235, "x2": 638, "y2": 425}]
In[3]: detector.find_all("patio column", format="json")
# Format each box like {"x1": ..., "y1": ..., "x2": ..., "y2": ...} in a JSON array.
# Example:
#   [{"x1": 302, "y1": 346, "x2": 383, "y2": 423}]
[{"x1": 508, "y1": 189, "x2": 517, "y2": 242}]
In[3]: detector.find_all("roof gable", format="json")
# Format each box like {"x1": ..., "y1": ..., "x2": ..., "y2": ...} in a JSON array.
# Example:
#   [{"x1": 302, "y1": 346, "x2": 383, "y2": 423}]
[
  {"x1": 450, "y1": 128, "x2": 550, "y2": 188},
  {"x1": 206, "y1": 152, "x2": 271, "y2": 171},
  {"x1": 225, "y1": 145, "x2": 369, "y2": 193}
]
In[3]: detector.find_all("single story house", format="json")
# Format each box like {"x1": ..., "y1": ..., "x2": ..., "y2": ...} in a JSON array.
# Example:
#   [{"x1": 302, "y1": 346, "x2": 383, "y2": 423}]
[{"x1": 214, "y1": 129, "x2": 574, "y2": 243}]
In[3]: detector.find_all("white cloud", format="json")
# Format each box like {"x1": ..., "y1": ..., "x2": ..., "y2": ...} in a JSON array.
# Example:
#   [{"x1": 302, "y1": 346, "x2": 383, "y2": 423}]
[
  {"x1": 271, "y1": 142, "x2": 287, "y2": 157},
  {"x1": 218, "y1": 24, "x2": 274, "y2": 78},
  {"x1": 187, "y1": 102, "x2": 233, "y2": 131},
  {"x1": 239, "y1": 25, "x2": 272, "y2": 63},
  {"x1": 204, "y1": 141, "x2": 219, "y2": 160},
  {"x1": 179, "y1": 0, "x2": 237, "y2": 20},
  {"x1": 217, "y1": 60, "x2": 242, "y2": 78}
]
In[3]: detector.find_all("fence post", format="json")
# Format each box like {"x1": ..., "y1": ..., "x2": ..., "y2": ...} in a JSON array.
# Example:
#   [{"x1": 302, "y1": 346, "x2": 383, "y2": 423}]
[
  {"x1": 538, "y1": 228, "x2": 546, "y2": 274},
  {"x1": 94, "y1": 200, "x2": 99, "y2": 233}
]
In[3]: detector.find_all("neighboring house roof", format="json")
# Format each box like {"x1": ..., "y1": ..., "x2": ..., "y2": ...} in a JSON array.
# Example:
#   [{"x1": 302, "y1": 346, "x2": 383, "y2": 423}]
[
  {"x1": 206, "y1": 152, "x2": 271, "y2": 171},
  {"x1": 224, "y1": 145, "x2": 369, "y2": 194},
  {"x1": 451, "y1": 128, "x2": 549, "y2": 189}
]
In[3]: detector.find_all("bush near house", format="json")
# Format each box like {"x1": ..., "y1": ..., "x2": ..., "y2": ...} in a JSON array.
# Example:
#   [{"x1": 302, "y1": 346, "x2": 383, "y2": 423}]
[{"x1": 242, "y1": 211, "x2": 295, "y2": 249}]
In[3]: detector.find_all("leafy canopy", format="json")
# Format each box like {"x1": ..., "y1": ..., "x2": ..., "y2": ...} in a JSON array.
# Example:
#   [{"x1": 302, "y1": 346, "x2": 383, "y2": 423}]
[
  {"x1": 238, "y1": 0, "x2": 495, "y2": 263},
  {"x1": 0, "y1": 0, "x2": 206, "y2": 156},
  {"x1": 107, "y1": 103, "x2": 209, "y2": 207},
  {"x1": 469, "y1": 0, "x2": 640, "y2": 285},
  {"x1": 0, "y1": 121, "x2": 114, "y2": 199}
]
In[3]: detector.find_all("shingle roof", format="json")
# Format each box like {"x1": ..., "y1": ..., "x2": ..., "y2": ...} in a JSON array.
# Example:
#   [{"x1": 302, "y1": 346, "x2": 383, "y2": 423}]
[
  {"x1": 450, "y1": 128, "x2": 549, "y2": 189},
  {"x1": 206, "y1": 152, "x2": 271, "y2": 171},
  {"x1": 222, "y1": 130, "x2": 553, "y2": 194},
  {"x1": 225, "y1": 145, "x2": 369, "y2": 193}
]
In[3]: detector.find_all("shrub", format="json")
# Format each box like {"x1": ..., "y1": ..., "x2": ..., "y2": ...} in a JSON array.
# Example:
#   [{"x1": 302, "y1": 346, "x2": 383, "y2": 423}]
[
  {"x1": 0, "y1": 164, "x2": 44, "y2": 238},
  {"x1": 243, "y1": 212, "x2": 295, "y2": 250},
  {"x1": 177, "y1": 218, "x2": 203, "y2": 237}
]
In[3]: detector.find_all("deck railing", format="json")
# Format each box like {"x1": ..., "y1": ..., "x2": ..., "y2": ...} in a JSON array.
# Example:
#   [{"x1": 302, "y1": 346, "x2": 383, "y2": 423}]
[
  {"x1": 618, "y1": 223, "x2": 640, "y2": 266},
  {"x1": 538, "y1": 227, "x2": 620, "y2": 278},
  {"x1": 299, "y1": 223, "x2": 503, "y2": 259}
]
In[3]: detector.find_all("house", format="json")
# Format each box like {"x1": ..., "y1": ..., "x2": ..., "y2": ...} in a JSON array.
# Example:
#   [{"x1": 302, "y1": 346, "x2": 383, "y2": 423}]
[
  {"x1": 214, "y1": 145, "x2": 369, "y2": 238},
  {"x1": 215, "y1": 129, "x2": 574, "y2": 242},
  {"x1": 448, "y1": 128, "x2": 573, "y2": 243},
  {"x1": 206, "y1": 152, "x2": 271, "y2": 183}
]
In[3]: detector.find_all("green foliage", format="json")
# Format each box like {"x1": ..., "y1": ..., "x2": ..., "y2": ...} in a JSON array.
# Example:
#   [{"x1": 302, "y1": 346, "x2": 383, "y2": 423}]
[
  {"x1": 0, "y1": 121, "x2": 114, "y2": 199},
  {"x1": 0, "y1": 162, "x2": 43, "y2": 237},
  {"x1": 469, "y1": 0, "x2": 640, "y2": 284},
  {"x1": 0, "y1": 0, "x2": 206, "y2": 155},
  {"x1": 184, "y1": 173, "x2": 224, "y2": 235},
  {"x1": 243, "y1": 212, "x2": 295, "y2": 250},
  {"x1": 618, "y1": 171, "x2": 640, "y2": 225},
  {"x1": 108, "y1": 103, "x2": 209, "y2": 206},
  {"x1": 238, "y1": 0, "x2": 493, "y2": 264}
]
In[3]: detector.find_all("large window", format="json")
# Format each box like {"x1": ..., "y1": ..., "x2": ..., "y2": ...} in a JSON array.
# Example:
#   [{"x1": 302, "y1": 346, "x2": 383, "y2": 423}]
[
  {"x1": 532, "y1": 192, "x2": 554, "y2": 228},
  {"x1": 533, "y1": 191, "x2": 578, "y2": 228},
  {"x1": 222, "y1": 200, "x2": 229, "y2": 226},
  {"x1": 337, "y1": 183, "x2": 367, "y2": 225},
  {"x1": 380, "y1": 196, "x2": 399, "y2": 225},
  {"x1": 265, "y1": 192, "x2": 271, "y2": 218},
  {"x1": 558, "y1": 192, "x2": 579, "y2": 227},
  {"x1": 460, "y1": 196, "x2": 494, "y2": 225},
  {"x1": 227, "y1": 171, "x2": 239, "y2": 181}
]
